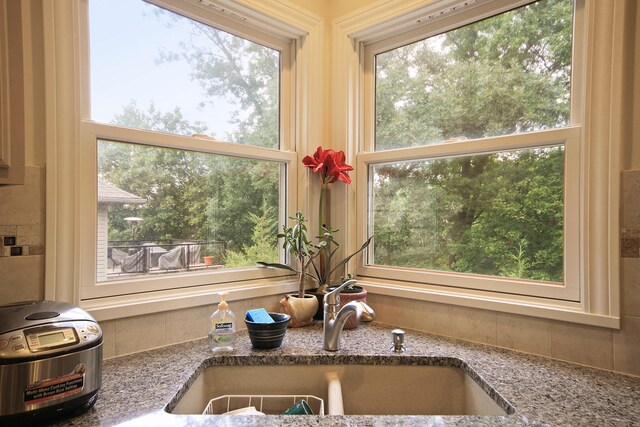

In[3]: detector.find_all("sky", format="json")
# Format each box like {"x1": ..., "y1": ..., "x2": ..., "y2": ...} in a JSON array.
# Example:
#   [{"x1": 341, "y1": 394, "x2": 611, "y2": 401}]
[{"x1": 89, "y1": 0, "x2": 261, "y2": 138}]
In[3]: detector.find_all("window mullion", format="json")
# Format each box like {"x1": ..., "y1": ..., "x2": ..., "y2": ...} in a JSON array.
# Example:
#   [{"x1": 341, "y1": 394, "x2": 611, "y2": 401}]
[{"x1": 359, "y1": 126, "x2": 581, "y2": 164}]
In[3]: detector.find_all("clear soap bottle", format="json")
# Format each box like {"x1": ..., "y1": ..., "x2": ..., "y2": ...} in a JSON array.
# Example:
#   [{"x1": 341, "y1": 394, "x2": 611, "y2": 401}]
[{"x1": 209, "y1": 292, "x2": 236, "y2": 352}]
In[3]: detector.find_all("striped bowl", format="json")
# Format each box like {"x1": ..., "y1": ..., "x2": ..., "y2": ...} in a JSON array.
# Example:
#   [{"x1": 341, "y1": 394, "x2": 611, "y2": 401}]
[{"x1": 244, "y1": 312, "x2": 290, "y2": 349}]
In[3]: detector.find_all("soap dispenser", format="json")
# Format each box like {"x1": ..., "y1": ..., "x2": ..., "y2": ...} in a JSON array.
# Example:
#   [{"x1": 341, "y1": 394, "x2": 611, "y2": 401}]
[{"x1": 209, "y1": 292, "x2": 236, "y2": 352}]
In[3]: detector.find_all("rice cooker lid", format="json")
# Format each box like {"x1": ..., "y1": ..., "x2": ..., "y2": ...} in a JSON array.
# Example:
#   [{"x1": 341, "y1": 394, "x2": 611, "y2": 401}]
[
  {"x1": 0, "y1": 300, "x2": 97, "y2": 335},
  {"x1": 0, "y1": 301, "x2": 102, "y2": 365}
]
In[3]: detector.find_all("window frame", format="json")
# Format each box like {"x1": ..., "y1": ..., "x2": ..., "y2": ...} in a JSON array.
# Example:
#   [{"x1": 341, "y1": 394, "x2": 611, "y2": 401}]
[
  {"x1": 332, "y1": 0, "x2": 621, "y2": 328},
  {"x1": 357, "y1": 128, "x2": 581, "y2": 301},
  {"x1": 358, "y1": 0, "x2": 582, "y2": 301},
  {"x1": 78, "y1": 0, "x2": 297, "y2": 299},
  {"x1": 44, "y1": 0, "x2": 326, "y2": 319}
]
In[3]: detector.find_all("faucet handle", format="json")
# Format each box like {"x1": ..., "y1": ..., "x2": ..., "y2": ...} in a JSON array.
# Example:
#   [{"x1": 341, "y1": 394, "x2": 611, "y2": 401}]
[
  {"x1": 391, "y1": 329, "x2": 406, "y2": 352},
  {"x1": 324, "y1": 279, "x2": 357, "y2": 306}
]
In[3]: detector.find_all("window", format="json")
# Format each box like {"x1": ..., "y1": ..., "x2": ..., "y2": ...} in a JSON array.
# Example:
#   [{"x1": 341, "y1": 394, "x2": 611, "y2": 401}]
[
  {"x1": 370, "y1": 146, "x2": 565, "y2": 283},
  {"x1": 79, "y1": 0, "x2": 297, "y2": 298},
  {"x1": 359, "y1": 0, "x2": 581, "y2": 301}
]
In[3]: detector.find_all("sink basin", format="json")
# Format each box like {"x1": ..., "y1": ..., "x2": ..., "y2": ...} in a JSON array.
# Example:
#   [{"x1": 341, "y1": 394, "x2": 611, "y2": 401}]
[{"x1": 169, "y1": 357, "x2": 514, "y2": 416}]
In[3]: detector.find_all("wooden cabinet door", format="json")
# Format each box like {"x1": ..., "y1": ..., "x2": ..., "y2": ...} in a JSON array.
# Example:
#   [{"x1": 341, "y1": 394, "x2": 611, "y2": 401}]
[{"x1": 0, "y1": 0, "x2": 24, "y2": 185}]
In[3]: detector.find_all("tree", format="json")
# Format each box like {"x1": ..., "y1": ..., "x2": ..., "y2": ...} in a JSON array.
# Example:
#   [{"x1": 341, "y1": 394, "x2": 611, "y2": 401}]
[
  {"x1": 224, "y1": 207, "x2": 279, "y2": 267},
  {"x1": 156, "y1": 17, "x2": 279, "y2": 147},
  {"x1": 99, "y1": 103, "x2": 280, "y2": 264},
  {"x1": 372, "y1": 0, "x2": 571, "y2": 282}
]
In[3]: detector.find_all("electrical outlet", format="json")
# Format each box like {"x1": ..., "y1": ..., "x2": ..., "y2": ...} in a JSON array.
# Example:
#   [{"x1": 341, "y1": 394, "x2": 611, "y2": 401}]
[{"x1": 2, "y1": 246, "x2": 28, "y2": 256}]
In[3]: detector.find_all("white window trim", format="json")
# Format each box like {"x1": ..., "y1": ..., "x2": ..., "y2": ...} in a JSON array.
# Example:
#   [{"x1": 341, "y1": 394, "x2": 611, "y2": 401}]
[
  {"x1": 331, "y1": 0, "x2": 622, "y2": 328},
  {"x1": 358, "y1": 129, "x2": 581, "y2": 302},
  {"x1": 44, "y1": 0, "x2": 325, "y2": 321},
  {"x1": 359, "y1": 0, "x2": 582, "y2": 302},
  {"x1": 80, "y1": 123, "x2": 298, "y2": 300}
]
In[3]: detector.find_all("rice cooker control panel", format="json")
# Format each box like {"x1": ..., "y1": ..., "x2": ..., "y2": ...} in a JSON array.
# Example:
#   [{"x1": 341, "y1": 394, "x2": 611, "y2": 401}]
[{"x1": 0, "y1": 321, "x2": 102, "y2": 360}]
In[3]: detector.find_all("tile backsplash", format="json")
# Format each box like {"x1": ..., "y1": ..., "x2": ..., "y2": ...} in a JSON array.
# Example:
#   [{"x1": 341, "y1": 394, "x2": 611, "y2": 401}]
[
  {"x1": 621, "y1": 170, "x2": 640, "y2": 258},
  {"x1": 99, "y1": 295, "x2": 282, "y2": 359},
  {"x1": 0, "y1": 166, "x2": 45, "y2": 303}
]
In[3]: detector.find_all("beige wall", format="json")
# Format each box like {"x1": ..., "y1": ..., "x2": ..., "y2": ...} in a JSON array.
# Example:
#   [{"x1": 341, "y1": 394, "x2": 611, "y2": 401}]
[
  {"x1": 287, "y1": 0, "x2": 326, "y2": 17},
  {"x1": 329, "y1": 0, "x2": 382, "y2": 19},
  {"x1": 0, "y1": 0, "x2": 638, "y2": 377}
]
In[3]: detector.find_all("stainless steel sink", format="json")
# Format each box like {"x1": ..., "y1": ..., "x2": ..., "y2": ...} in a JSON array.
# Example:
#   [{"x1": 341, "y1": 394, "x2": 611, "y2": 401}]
[{"x1": 169, "y1": 358, "x2": 514, "y2": 416}]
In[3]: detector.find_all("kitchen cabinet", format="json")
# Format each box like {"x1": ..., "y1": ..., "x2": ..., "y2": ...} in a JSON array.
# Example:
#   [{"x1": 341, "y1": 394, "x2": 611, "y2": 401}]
[{"x1": 0, "y1": 0, "x2": 24, "y2": 185}]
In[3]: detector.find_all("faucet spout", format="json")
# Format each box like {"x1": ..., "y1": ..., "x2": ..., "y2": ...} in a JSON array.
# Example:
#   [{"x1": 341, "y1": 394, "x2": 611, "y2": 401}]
[{"x1": 323, "y1": 301, "x2": 363, "y2": 351}]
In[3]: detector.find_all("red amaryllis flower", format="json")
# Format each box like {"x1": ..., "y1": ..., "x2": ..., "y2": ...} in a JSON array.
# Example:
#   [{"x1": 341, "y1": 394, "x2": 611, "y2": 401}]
[
  {"x1": 302, "y1": 146, "x2": 332, "y2": 173},
  {"x1": 324, "y1": 150, "x2": 353, "y2": 184},
  {"x1": 302, "y1": 146, "x2": 353, "y2": 185}
]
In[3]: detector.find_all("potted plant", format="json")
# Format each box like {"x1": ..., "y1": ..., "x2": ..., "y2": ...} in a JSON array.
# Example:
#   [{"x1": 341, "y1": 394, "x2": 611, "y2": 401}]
[
  {"x1": 264, "y1": 212, "x2": 318, "y2": 327},
  {"x1": 302, "y1": 146, "x2": 373, "y2": 320},
  {"x1": 259, "y1": 218, "x2": 372, "y2": 325},
  {"x1": 309, "y1": 224, "x2": 373, "y2": 319},
  {"x1": 259, "y1": 146, "x2": 373, "y2": 325}
]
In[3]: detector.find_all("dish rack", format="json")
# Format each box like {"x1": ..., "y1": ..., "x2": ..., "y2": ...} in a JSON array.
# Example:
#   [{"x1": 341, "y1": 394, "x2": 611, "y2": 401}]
[{"x1": 203, "y1": 394, "x2": 325, "y2": 416}]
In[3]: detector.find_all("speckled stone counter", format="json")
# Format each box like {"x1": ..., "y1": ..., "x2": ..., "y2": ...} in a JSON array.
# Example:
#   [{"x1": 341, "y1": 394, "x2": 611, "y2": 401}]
[{"x1": 58, "y1": 322, "x2": 639, "y2": 426}]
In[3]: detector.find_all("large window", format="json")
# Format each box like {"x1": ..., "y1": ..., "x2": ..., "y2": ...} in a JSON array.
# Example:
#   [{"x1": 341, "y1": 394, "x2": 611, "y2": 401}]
[
  {"x1": 80, "y1": 0, "x2": 296, "y2": 297},
  {"x1": 360, "y1": 0, "x2": 581, "y2": 300}
]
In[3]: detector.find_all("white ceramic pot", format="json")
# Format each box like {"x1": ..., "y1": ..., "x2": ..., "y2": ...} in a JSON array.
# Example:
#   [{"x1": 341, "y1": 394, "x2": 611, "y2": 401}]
[{"x1": 279, "y1": 294, "x2": 318, "y2": 327}]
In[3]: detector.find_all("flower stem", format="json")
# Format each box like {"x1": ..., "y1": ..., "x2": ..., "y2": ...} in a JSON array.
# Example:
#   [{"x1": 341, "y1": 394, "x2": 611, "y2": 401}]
[
  {"x1": 319, "y1": 183, "x2": 325, "y2": 236},
  {"x1": 318, "y1": 183, "x2": 326, "y2": 284}
]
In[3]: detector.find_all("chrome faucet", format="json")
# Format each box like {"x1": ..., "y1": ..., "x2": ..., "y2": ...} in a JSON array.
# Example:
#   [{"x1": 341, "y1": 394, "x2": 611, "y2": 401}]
[{"x1": 323, "y1": 279, "x2": 364, "y2": 351}]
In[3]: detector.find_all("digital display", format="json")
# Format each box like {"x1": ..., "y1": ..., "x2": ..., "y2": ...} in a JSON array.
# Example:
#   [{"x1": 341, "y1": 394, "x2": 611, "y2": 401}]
[{"x1": 37, "y1": 331, "x2": 67, "y2": 346}]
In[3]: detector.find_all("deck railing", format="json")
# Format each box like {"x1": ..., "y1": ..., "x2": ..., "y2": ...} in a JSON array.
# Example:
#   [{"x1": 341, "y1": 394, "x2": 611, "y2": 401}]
[{"x1": 107, "y1": 240, "x2": 226, "y2": 276}]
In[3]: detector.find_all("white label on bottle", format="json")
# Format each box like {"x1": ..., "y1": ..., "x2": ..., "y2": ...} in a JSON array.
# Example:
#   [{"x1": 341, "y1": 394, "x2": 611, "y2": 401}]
[{"x1": 214, "y1": 321, "x2": 233, "y2": 343}]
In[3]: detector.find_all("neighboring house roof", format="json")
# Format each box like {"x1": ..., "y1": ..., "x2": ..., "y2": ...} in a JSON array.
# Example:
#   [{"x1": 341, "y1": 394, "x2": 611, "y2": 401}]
[{"x1": 98, "y1": 180, "x2": 146, "y2": 205}]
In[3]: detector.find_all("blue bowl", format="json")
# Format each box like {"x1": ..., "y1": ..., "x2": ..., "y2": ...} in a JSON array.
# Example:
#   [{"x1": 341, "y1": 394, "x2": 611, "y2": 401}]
[{"x1": 244, "y1": 312, "x2": 290, "y2": 349}]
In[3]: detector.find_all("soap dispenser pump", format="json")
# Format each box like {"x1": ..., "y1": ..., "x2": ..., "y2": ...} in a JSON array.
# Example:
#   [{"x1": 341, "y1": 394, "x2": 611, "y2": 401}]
[{"x1": 209, "y1": 292, "x2": 236, "y2": 352}]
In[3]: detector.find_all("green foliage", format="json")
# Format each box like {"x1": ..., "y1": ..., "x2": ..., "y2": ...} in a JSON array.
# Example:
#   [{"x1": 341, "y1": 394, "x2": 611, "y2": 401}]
[
  {"x1": 373, "y1": 147, "x2": 564, "y2": 282},
  {"x1": 111, "y1": 101, "x2": 209, "y2": 136},
  {"x1": 99, "y1": 105, "x2": 280, "y2": 256},
  {"x1": 371, "y1": 0, "x2": 571, "y2": 283},
  {"x1": 224, "y1": 207, "x2": 278, "y2": 268},
  {"x1": 375, "y1": 0, "x2": 572, "y2": 150}
]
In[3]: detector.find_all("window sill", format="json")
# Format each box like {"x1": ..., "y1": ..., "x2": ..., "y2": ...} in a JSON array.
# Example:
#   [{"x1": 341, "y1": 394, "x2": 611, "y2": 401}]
[
  {"x1": 359, "y1": 278, "x2": 620, "y2": 329},
  {"x1": 81, "y1": 277, "x2": 299, "y2": 322}
]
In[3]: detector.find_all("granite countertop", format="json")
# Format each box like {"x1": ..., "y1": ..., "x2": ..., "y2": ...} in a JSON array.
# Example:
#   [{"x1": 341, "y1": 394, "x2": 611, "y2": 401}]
[{"x1": 60, "y1": 322, "x2": 640, "y2": 426}]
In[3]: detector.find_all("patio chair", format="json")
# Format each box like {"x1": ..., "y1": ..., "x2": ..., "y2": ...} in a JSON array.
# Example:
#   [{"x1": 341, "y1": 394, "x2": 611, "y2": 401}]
[
  {"x1": 122, "y1": 249, "x2": 146, "y2": 273},
  {"x1": 108, "y1": 247, "x2": 128, "y2": 269},
  {"x1": 158, "y1": 246, "x2": 185, "y2": 270}
]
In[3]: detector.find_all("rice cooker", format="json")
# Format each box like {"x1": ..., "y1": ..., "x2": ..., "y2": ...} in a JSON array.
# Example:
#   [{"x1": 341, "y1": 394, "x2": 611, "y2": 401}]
[{"x1": 0, "y1": 300, "x2": 102, "y2": 425}]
